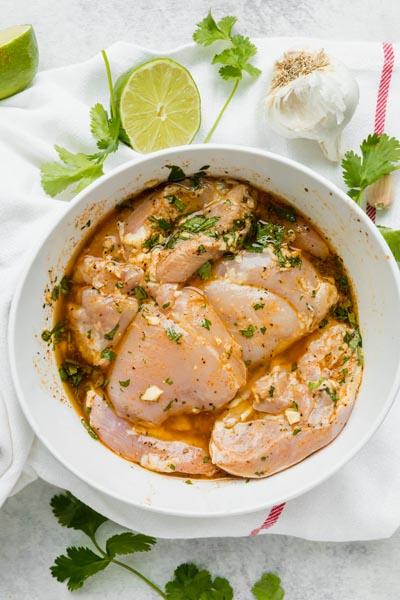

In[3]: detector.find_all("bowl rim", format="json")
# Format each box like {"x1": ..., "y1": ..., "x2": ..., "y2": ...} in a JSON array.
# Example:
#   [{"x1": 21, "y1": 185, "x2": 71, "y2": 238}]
[{"x1": 8, "y1": 143, "x2": 400, "y2": 517}]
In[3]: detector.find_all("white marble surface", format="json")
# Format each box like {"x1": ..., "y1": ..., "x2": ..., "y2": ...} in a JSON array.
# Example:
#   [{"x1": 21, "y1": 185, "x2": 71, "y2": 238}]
[{"x1": 2, "y1": 0, "x2": 400, "y2": 597}]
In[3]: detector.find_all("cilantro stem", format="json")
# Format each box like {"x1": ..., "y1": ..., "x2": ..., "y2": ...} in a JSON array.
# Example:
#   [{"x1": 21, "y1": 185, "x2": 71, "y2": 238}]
[
  {"x1": 204, "y1": 79, "x2": 239, "y2": 143},
  {"x1": 352, "y1": 189, "x2": 364, "y2": 207},
  {"x1": 101, "y1": 49, "x2": 116, "y2": 120},
  {"x1": 111, "y1": 558, "x2": 167, "y2": 598},
  {"x1": 91, "y1": 536, "x2": 167, "y2": 598}
]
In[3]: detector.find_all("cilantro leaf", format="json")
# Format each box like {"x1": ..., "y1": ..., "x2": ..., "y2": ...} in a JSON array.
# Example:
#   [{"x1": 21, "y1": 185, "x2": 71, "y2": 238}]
[
  {"x1": 165, "y1": 563, "x2": 233, "y2": 600},
  {"x1": 105, "y1": 532, "x2": 156, "y2": 558},
  {"x1": 192, "y1": 11, "x2": 231, "y2": 46},
  {"x1": 90, "y1": 103, "x2": 112, "y2": 141},
  {"x1": 90, "y1": 103, "x2": 120, "y2": 153},
  {"x1": 217, "y1": 16, "x2": 237, "y2": 39},
  {"x1": 251, "y1": 573, "x2": 285, "y2": 600},
  {"x1": 193, "y1": 10, "x2": 261, "y2": 141},
  {"x1": 342, "y1": 133, "x2": 400, "y2": 205},
  {"x1": 51, "y1": 546, "x2": 109, "y2": 591},
  {"x1": 51, "y1": 491, "x2": 108, "y2": 539},
  {"x1": 40, "y1": 149, "x2": 104, "y2": 197},
  {"x1": 40, "y1": 50, "x2": 121, "y2": 199},
  {"x1": 378, "y1": 226, "x2": 400, "y2": 261}
]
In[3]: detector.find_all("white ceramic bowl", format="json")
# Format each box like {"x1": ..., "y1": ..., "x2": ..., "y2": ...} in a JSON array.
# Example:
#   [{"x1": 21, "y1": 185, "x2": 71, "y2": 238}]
[{"x1": 9, "y1": 145, "x2": 400, "y2": 517}]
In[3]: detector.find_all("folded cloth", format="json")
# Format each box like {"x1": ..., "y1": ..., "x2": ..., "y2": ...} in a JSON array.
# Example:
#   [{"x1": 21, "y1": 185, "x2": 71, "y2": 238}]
[{"x1": 1, "y1": 38, "x2": 400, "y2": 540}]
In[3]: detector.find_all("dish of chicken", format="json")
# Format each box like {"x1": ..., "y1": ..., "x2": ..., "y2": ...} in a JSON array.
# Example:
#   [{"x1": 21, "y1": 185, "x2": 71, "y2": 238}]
[{"x1": 55, "y1": 169, "x2": 363, "y2": 479}]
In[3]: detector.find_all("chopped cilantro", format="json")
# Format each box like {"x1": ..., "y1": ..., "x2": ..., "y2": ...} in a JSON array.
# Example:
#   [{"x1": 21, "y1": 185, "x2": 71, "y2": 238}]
[
  {"x1": 100, "y1": 348, "x2": 117, "y2": 361},
  {"x1": 165, "y1": 194, "x2": 186, "y2": 212},
  {"x1": 197, "y1": 260, "x2": 213, "y2": 280},
  {"x1": 201, "y1": 318, "x2": 212, "y2": 330},
  {"x1": 165, "y1": 327, "x2": 182, "y2": 344},
  {"x1": 148, "y1": 215, "x2": 174, "y2": 234},
  {"x1": 132, "y1": 285, "x2": 148, "y2": 300},
  {"x1": 166, "y1": 164, "x2": 187, "y2": 182},
  {"x1": 272, "y1": 204, "x2": 297, "y2": 223},
  {"x1": 239, "y1": 324, "x2": 255, "y2": 338},
  {"x1": 180, "y1": 215, "x2": 220, "y2": 233},
  {"x1": 41, "y1": 320, "x2": 66, "y2": 345},
  {"x1": 253, "y1": 302, "x2": 265, "y2": 310},
  {"x1": 308, "y1": 378, "x2": 327, "y2": 390},
  {"x1": 104, "y1": 324, "x2": 119, "y2": 340},
  {"x1": 142, "y1": 232, "x2": 160, "y2": 251},
  {"x1": 59, "y1": 360, "x2": 92, "y2": 388},
  {"x1": 81, "y1": 418, "x2": 98, "y2": 439},
  {"x1": 119, "y1": 379, "x2": 130, "y2": 387}
]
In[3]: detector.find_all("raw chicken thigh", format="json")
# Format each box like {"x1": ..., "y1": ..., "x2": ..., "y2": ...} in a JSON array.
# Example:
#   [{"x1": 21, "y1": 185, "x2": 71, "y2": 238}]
[
  {"x1": 210, "y1": 322, "x2": 362, "y2": 478},
  {"x1": 107, "y1": 287, "x2": 246, "y2": 424},
  {"x1": 204, "y1": 247, "x2": 338, "y2": 362},
  {"x1": 87, "y1": 391, "x2": 217, "y2": 476}
]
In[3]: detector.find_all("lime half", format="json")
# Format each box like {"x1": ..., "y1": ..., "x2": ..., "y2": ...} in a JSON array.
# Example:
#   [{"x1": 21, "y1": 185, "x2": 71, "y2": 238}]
[
  {"x1": 0, "y1": 25, "x2": 39, "y2": 100},
  {"x1": 115, "y1": 58, "x2": 201, "y2": 153}
]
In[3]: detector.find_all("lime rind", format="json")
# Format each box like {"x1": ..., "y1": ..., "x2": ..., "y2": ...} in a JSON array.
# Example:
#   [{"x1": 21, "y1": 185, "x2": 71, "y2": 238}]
[
  {"x1": 0, "y1": 24, "x2": 39, "y2": 100},
  {"x1": 115, "y1": 58, "x2": 201, "y2": 153}
]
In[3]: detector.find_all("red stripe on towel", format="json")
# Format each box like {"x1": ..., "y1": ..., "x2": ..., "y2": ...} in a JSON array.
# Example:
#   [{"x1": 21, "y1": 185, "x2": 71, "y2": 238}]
[
  {"x1": 367, "y1": 42, "x2": 395, "y2": 222},
  {"x1": 250, "y1": 503, "x2": 286, "y2": 536}
]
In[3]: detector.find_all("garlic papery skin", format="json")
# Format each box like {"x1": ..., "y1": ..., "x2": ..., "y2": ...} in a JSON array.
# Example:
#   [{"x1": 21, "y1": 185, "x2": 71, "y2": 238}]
[
  {"x1": 265, "y1": 49, "x2": 359, "y2": 161},
  {"x1": 366, "y1": 173, "x2": 394, "y2": 209}
]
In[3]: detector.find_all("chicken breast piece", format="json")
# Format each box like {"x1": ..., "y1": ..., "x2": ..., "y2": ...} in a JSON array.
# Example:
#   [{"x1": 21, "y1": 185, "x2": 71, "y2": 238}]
[
  {"x1": 210, "y1": 322, "x2": 362, "y2": 478},
  {"x1": 153, "y1": 183, "x2": 256, "y2": 284},
  {"x1": 107, "y1": 287, "x2": 246, "y2": 425},
  {"x1": 74, "y1": 255, "x2": 143, "y2": 295},
  {"x1": 204, "y1": 281, "x2": 305, "y2": 362},
  {"x1": 214, "y1": 248, "x2": 338, "y2": 330},
  {"x1": 87, "y1": 391, "x2": 217, "y2": 476},
  {"x1": 67, "y1": 288, "x2": 138, "y2": 366}
]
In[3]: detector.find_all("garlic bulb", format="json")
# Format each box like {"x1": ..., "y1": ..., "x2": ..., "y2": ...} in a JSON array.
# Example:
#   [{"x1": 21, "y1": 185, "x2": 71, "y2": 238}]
[{"x1": 265, "y1": 49, "x2": 359, "y2": 161}]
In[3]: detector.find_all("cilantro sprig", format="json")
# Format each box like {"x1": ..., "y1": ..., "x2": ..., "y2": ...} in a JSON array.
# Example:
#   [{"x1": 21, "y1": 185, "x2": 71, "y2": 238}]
[
  {"x1": 50, "y1": 492, "x2": 284, "y2": 598},
  {"x1": 40, "y1": 50, "x2": 121, "y2": 198},
  {"x1": 342, "y1": 133, "x2": 400, "y2": 260},
  {"x1": 193, "y1": 10, "x2": 261, "y2": 142}
]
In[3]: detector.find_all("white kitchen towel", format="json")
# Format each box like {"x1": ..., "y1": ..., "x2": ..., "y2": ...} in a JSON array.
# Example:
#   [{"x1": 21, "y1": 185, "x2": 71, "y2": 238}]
[{"x1": 1, "y1": 38, "x2": 400, "y2": 541}]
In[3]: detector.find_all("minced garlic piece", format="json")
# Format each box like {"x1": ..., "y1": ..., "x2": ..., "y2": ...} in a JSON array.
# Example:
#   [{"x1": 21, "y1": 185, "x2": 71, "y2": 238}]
[
  {"x1": 141, "y1": 385, "x2": 163, "y2": 402},
  {"x1": 146, "y1": 315, "x2": 160, "y2": 326},
  {"x1": 285, "y1": 409, "x2": 301, "y2": 425}
]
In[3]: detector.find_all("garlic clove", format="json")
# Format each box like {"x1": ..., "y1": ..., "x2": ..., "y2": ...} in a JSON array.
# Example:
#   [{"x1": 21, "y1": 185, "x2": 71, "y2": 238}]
[{"x1": 366, "y1": 173, "x2": 394, "y2": 210}]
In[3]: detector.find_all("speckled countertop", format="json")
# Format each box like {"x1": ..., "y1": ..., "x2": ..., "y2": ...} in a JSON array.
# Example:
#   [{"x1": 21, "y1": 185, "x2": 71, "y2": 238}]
[{"x1": 2, "y1": 1, "x2": 400, "y2": 598}]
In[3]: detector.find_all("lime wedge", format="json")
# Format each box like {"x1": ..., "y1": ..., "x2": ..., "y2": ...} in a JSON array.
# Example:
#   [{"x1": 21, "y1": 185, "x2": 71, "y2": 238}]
[
  {"x1": 115, "y1": 58, "x2": 201, "y2": 153},
  {"x1": 0, "y1": 25, "x2": 39, "y2": 100}
]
